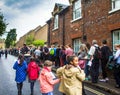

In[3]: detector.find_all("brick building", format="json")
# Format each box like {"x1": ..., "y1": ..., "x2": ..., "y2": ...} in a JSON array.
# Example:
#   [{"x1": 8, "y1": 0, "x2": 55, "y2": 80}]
[
  {"x1": 0, "y1": 39, "x2": 5, "y2": 49},
  {"x1": 16, "y1": 24, "x2": 48, "y2": 48},
  {"x1": 47, "y1": 0, "x2": 120, "y2": 53},
  {"x1": 34, "y1": 24, "x2": 48, "y2": 41}
]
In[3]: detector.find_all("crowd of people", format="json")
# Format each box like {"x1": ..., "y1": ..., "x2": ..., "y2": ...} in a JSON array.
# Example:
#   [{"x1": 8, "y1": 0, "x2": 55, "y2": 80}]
[
  {"x1": 0, "y1": 49, "x2": 8, "y2": 58},
  {"x1": 11, "y1": 39, "x2": 120, "y2": 95}
]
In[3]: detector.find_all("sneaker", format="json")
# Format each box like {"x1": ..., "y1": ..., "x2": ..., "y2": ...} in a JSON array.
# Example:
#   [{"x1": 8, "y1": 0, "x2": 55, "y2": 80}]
[
  {"x1": 85, "y1": 77, "x2": 89, "y2": 81},
  {"x1": 88, "y1": 75, "x2": 91, "y2": 80},
  {"x1": 99, "y1": 79, "x2": 106, "y2": 82},
  {"x1": 115, "y1": 85, "x2": 120, "y2": 88},
  {"x1": 105, "y1": 78, "x2": 109, "y2": 81}
]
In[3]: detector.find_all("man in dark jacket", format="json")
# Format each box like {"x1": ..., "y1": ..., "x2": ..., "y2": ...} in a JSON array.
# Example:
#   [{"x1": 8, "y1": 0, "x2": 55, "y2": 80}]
[
  {"x1": 99, "y1": 40, "x2": 112, "y2": 82},
  {"x1": 21, "y1": 44, "x2": 29, "y2": 54}
]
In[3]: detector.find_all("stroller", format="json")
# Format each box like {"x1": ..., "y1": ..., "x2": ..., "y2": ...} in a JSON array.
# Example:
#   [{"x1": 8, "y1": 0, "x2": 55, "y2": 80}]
[{"x1": 24, "y1": 54, "x2": 31, "y2": 65}]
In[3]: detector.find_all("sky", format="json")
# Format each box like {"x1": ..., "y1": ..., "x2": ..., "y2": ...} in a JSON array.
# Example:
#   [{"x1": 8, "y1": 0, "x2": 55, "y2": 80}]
[{"x1": 0, "y1": 0, "x2": 69, "y2": 41}]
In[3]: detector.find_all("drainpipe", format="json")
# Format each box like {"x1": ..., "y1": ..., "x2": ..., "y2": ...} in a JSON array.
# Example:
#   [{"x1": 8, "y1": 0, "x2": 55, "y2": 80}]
[
  {"x1": 82, "y1": 1, "x2": 87, "y2": 43},
  {"x1": 62, "y1": 13, "x2": 65, "y2": 46},
  {"x1": 46, "y1": 19, "x2": 51, "y2": 46}
]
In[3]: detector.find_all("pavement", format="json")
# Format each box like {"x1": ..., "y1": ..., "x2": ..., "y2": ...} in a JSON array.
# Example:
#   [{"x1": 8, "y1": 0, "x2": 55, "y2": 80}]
[
  {"x1": 52, "y1": 67, "x2": 120, "y2": 95},
  {"x1": 84, "y1": 79, "x2": 120, "y2": 95}
]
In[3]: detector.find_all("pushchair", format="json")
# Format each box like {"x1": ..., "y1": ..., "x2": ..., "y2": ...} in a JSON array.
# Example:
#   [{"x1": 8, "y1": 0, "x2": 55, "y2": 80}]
[{"x1": 24, "y1": 54, "x2": 31, "y2": 65}]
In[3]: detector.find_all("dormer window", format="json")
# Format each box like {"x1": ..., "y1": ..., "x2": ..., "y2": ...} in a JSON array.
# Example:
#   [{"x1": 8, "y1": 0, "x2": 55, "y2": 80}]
[
  {"x1": 54, "y1": 14, "x2": 58, "y2": 29},
  {"x1": 73, "y1": 0, "x2": 81, "y2": 20}
]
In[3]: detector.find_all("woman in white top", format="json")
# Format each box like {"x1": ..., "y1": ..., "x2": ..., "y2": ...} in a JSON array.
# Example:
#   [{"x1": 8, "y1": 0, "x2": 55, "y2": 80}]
[{"x1": 114, "y1": 44, "x2": 120, "y2": 88}]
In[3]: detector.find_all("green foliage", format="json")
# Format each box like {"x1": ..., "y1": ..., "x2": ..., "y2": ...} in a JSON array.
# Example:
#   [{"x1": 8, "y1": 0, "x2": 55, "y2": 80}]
[
  {"x1": 5, "y1": 29, "x2": 17, "y2": 48},
  {"x1": 0, "y1": 12, "x2": 7, "y2": 36},
  {"x1": 25, "y1": 35, "x2": 34, "y2": 45},
  {"x1": 32, "y1": 40, "x2": 45, "y2": 47}
]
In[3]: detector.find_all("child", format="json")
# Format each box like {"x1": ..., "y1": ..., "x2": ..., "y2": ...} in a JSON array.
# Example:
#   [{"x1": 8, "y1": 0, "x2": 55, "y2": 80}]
[
  {"x1": 56, "y1": 55, "x2": 85, "y2": 95},
  {"x1": 78, "y1": 44, "x2": 88, "y2": 69},
  {"x1": 27, "y1": 57, "x2": 40, "y2": 95},
  {"x1": 13, "y1": 54, "x2": 27, "y2": 95},
  {"x1": 38, "y1": 60, "x2": 60, "y2": 95}
]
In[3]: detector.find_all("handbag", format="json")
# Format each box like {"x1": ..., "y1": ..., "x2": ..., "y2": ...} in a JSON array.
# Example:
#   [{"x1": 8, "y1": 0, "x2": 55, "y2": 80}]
[
  {"x1": 78, "y1": 60, "x2": 86, "y2": 69},
  {"x1": 107, "y1": 56, "x2": 115, "y2": 70}
]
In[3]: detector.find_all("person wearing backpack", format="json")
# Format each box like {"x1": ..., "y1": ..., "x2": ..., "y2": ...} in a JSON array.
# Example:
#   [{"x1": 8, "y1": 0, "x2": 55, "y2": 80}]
[
  {"x1": 88, "y1": 40, "x2": 100, "y2": 83},
  {"x1": 99, "y1": 40, "x2": 112, "y2": 82},
  {"x1": 27, "y1": 57, "x2": 40, "y2": 95},
  {"x1": 49, "y1": 45, "x2": 55, "y2": 62},
  {"x1": 42, "y1": 45, "x2": 50, "y2": 62}
]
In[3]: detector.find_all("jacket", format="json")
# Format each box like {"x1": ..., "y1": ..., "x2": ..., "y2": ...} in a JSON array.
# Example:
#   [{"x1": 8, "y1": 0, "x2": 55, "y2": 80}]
[
  {"x1": 114, "y1": 49, "x2": 120, "y2": 64},
  {"x1": 56, "y1": 65, "x2": 85, "y2": 95},
  {"x1": 13, "y1": 60, "x2": 27, "y2": 83},
  {"x1": 27, "y1": 61, "x2": 40, "y2": 80},
  {"x1": 38, "y1": 67, "x2": 60, "y2": 93}
]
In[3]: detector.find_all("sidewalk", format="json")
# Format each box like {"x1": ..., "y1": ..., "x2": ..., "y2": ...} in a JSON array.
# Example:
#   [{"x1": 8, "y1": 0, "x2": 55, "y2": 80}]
[
  {"x1": 52, "y1": 67, "x2": 120, "y2": 95},
  {"x1": 84, "y1": 79, "x2": 120, "y2": 95}
]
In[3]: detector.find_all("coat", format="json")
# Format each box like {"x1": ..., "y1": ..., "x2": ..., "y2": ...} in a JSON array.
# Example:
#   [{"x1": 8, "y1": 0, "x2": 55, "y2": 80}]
[
  {"x1": 56, "y1": 65, "x2": 85, "y2": 95},
  {"x1": 13, "y1": 60, "x2": 27, "y2": 83},
  {"x1": 38, "y1": 67, "x2": 60, "y2": 93},
  {"x1": 27, "y1": 61, "x2": 40, "y2": 80}
]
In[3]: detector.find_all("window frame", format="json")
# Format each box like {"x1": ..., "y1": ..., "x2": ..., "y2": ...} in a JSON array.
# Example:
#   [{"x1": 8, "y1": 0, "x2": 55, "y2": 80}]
[
  {"x1": 109, "y1": 0, "x2": 120, "y2": 13},
  {"x1": 53, "y1": 14, "x2": 59, "y2": 30},
  {"x1": 72, "y1": 0, "x2": 82, "y2": 21},
  {"x1": 112, "y1": 29, "x2": 120, "y2": 53},
  {"x1": 73, "y1": 38, "x2": 82, "y2": 55}
]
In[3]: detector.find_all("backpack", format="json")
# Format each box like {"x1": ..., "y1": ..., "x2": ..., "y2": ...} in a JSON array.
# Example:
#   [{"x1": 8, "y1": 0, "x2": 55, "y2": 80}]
[
  {"x1": 28, "y1": 62, "x2": 39, "y2": 80},
  {"x1": 93, "y1": 46, "x2": 102, "y2": 60},
  {"x1": 44, "y1": 47, "x2": 49, "y2": 53},
  {"x1": 50, "y1": 48, "x2": 54, "y2": 55}
]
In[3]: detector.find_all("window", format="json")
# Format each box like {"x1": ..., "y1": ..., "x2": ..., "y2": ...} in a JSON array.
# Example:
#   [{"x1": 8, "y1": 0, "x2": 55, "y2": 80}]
[
  {"x1": 113, "y1": 30, "x2": 120, "y2": 52},
  {"x1": 111, "y1": 0, "x2": 120, "y2": 10},
  {"x1": 54, "y1": 15, "x2": 58, "y2": 29},
  {"x1": 73, "y1": 0, "x2": 82, "y2": 20},
  {"x1": 73, "y1": 38, "x2": 82, "y2": 55}
]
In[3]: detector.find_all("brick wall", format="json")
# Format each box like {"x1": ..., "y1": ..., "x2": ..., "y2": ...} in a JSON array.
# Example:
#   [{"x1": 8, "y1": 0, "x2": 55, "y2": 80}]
[{"x1": 48, "y1": 0, "x2": 120, "y2": 48}]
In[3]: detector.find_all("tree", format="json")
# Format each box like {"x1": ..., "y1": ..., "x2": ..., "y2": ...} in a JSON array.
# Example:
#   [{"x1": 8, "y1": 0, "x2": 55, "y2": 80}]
[
  {"x1": 25, "y1": 35, "x2": 34, "y2": 45},
  {"x1": 32, "y1": 40, "x2": 45, "y2": 47},
  {"x1": 0, "y1": 11, "x2": 7, "y2": 36},
  {"x1": 5, "y1": 29, "x2": 17, "y2": 48}
]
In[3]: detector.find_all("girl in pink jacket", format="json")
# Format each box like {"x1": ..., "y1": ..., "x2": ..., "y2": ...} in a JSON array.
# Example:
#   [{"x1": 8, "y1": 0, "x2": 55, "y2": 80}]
[{"x1": 38, "y1": 60, "x2": 60, "y2": 95}]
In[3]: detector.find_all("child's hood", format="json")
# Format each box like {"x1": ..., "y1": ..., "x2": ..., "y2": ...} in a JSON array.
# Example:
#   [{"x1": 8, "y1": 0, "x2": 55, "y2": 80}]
[
  {"x1": 64, "y1": 65, "x2": 74, "y2": 78},
  {"x1": 30, "y1": 62, "x2": 38, "y2": 68},
  {"x1": 40, "y1": 67, "x2": 51, "y2": 75}
]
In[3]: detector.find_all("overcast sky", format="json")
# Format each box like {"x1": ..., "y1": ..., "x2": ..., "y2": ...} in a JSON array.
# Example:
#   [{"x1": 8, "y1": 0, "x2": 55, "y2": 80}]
[{"x1": 0, "y1": 0, "x2": 69, "y2": 40}]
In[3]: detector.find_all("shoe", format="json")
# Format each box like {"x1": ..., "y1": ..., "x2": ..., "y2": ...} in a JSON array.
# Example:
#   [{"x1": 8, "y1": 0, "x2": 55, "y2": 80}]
[
  {"x1": 85, "y1": 77, "x2": 89, "y2": 81},
  {"x1": 115, "y1": 85, "x2": 120, "y2": 88},
  {"x1": 105, "y1": 78, "x2": 109, "y2": 81},
  {"x1": 99, "y1": 79, "x2": 106, "y2": 82}
]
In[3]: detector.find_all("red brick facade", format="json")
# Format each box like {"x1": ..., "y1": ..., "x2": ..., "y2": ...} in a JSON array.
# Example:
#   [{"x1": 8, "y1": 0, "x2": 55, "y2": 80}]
[{"x1": 47, "y1": 0, "x2": 120, "y2": 50}]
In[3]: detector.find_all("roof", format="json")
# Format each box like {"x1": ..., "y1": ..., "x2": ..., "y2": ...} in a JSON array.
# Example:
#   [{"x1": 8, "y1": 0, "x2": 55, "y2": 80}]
[{"x1": 52, "y1": 3, "x2": 69, "y2": 15}]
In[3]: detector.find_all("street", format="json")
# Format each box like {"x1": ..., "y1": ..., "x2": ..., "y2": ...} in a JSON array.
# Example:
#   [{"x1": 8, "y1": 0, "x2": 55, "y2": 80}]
[{"x1": 0, "y1": 55, "x2": 112, "y2": 95}]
